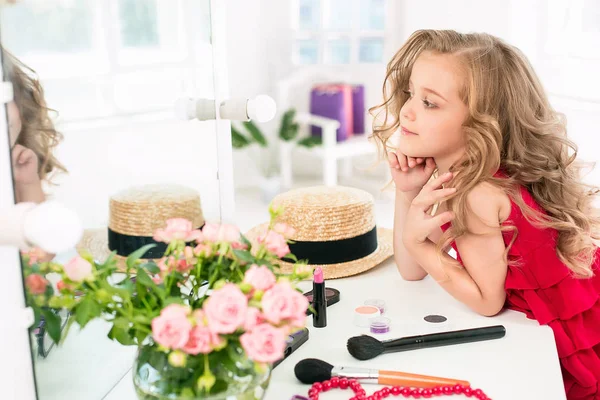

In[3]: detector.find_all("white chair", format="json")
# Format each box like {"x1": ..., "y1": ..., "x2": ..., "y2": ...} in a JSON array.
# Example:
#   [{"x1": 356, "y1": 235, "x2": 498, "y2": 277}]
[{"x1": 276, "y1": 66, "x2": 378, "y2": 188}]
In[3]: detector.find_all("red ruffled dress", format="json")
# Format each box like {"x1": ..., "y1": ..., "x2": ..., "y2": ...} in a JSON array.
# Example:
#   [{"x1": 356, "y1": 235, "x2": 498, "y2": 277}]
[{"x1": 441, "y1": 178, "x2": 600, "y2": 399}]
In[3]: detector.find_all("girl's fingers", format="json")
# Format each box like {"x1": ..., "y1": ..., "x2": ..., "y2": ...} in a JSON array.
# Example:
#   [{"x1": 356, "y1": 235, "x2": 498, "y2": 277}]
[
  {"x1": 413, "y1": 187, "x2": 457, "y2": 210},
  {"x1": 387, "y1": 151, "x2": 400, "y2": 170},
  {"x1": 424, "y1": 171, "x2": 454, "y2": 192},
  {"x1": 407, "y1": 156, "x2": 416, "y2": 168},
  {"x1": 431, "y1": 210, "x2": 455, "y2": 227},
  {"x1": 397, "y1": 153, "x2": 408, "y2": 171}
]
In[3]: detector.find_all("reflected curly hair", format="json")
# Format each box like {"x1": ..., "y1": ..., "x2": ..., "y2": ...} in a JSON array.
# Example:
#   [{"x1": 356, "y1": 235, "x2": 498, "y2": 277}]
[
  {"x1": 370, "y1": 30, "x2": 600, "y2": 277},
  {"x1": 2, "y1": 47, "x2": 66, "y2": 182}
]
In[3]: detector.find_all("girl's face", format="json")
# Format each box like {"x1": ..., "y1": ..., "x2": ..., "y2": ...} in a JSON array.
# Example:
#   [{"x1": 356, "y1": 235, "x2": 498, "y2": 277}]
[
  {"x1": 7, "y1": 100, "x2": 22, "y2": 147},
  {"x1": 398, "y1": 51, "x2": 470, "y2": 171}
]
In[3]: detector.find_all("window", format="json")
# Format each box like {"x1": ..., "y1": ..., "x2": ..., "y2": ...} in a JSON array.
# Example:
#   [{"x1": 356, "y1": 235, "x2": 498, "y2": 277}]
[
  {"x1": 293, "y1": 0, "x2": 386, "y2": 65},
  {"x1": 0, "y1": 0, "x2": 213, "y2": 122}
]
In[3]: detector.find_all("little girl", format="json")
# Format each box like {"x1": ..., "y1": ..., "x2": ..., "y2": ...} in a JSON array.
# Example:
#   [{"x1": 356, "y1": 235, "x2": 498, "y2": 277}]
[
  {"x1": 372, "y1": 30, "x2": 600, "y2": 399},
  {"x1": 3, "y1": 47, "x2": 66, "y2": 204}
]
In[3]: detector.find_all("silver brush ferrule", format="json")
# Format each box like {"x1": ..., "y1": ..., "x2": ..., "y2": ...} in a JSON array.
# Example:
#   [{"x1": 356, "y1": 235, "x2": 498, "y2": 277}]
[{"x1": 331, "y1": 366, "x2": 379, "y2": 382}]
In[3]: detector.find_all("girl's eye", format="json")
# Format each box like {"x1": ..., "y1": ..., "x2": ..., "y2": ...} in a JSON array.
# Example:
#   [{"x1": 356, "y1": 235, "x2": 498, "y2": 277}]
[{"x1": 422, "y1": 99, "x2": 437, "y2": 109}]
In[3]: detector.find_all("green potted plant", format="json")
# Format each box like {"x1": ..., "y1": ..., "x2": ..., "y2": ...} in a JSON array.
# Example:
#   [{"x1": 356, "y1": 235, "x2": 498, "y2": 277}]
[{"x1": 231, "y1": 109, "x2": 321, "y2": 202}]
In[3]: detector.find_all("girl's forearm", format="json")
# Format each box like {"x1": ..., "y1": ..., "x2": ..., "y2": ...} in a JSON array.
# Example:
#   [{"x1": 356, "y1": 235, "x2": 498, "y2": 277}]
[
  {"x1": 394, "y1": 190, "x2": 428, "y2": 280},
  {"x1": 406, "y1": 239, "x2": 502, "y2": 316}
]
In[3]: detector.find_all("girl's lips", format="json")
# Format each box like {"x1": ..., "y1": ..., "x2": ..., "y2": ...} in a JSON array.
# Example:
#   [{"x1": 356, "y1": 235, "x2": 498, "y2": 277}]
[{"x1": 401, "y1": 127, "x2": 418, "y2": 135}]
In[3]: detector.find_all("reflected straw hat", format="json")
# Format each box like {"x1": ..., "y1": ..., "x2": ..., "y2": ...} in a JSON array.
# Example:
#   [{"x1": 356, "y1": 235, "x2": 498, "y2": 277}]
[{"x1": 77, "y1": 184, "x2": 204, "y2": 269}]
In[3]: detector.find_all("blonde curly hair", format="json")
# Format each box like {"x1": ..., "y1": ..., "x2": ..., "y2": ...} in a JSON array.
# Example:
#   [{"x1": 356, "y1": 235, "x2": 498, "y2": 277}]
[
  {"x1": 2, "y1": 47, "x2": 66, "y2": 182},
  {"x1": 371, "y1": 29, "x2": 600, "y2": 278}
]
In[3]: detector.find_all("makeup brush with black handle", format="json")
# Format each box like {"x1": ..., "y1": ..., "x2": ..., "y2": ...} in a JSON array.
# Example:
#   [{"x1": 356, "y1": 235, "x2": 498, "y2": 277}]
[
  {"x1": 347, "y1": 325, "x2": 506, "y2": 360},
  {"x1": 294, "y1": 358, "x2": 470, "y2": 388}
]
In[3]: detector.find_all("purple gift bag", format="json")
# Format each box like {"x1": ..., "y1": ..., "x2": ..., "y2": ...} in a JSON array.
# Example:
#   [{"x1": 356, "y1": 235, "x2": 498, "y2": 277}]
[
  {"x1": 309, "y1": 84, "x2": 353, "y2": 142},
  {"x1": 352, "y1": 84, "x2": 365, "y2": 135}
]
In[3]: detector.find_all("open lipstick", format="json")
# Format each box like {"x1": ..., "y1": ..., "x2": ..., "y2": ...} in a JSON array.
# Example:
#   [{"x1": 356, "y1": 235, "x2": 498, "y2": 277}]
[{"x1": 312, "y1": 267, "x2": 327, "y2": 328}]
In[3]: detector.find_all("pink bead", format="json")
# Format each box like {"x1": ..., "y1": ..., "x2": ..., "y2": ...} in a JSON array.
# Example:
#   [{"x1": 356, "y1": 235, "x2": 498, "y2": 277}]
[
  {"x1": 339, "y1": 378, "x2": 349, "y2": 390},
  {"x1": 391, "y1": 386, "x2": 401, "y2": 396}
]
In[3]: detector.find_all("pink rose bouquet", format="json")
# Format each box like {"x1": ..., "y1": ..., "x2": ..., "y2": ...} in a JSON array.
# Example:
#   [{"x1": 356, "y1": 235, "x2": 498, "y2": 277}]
[{"x1": 21, "y1": 205, "x2": 312, "y2": 397}]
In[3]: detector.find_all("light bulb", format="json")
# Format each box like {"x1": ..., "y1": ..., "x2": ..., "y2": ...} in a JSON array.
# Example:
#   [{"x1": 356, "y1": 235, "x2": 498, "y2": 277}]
[{"x1": 247, "y1": 95, "x2": 277, "y2": 123}]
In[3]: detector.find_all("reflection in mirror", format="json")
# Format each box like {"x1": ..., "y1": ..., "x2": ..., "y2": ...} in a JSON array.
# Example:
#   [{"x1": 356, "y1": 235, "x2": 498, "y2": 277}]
[{"x1": 0, "y1": 0, "x2": 218, "y2": 399}]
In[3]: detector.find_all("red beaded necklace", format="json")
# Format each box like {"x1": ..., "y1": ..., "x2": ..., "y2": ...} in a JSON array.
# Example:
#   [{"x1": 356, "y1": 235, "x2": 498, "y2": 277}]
[{"x1": 305, "y1": 377, "x2": 491, "y2": 400}]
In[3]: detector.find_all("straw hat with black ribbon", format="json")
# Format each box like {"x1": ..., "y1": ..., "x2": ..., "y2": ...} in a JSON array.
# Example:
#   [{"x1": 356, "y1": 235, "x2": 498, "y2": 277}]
[
  {"x1": 246, "y1": 186, "x2": 393, "y2": 280},
  {"x1": 77, "y1": 184, "x2": 205, "y2": 270}
]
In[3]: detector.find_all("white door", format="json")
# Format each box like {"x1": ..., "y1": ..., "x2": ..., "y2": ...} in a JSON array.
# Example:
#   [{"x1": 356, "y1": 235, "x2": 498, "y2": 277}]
[{"x1": 0, "y1": 0, "x2": 238, "y2": 398}]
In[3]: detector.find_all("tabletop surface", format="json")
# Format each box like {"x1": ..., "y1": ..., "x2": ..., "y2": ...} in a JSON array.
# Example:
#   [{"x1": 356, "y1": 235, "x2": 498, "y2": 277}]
[{"x1": 104, "y1": 258, "x2": 567, "y2": 400}]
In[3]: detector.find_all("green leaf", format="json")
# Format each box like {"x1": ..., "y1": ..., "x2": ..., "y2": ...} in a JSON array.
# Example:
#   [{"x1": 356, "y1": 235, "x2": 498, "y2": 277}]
[
  {"x1": 242, "y1": 120, "x2": 267, "y2": 147},
  {"x1": 239, "y1": 234, "x2": 252, "y2": 248},
  {"x1": 143, "y1": 261, "x2": 160, "y2": 275},
  {"x1": 232, "y1": 249, "x2": 255, "y2": 264},
  {"x1": 126, "y1": 244, "x2": 156, "y2": 270},
  {"x1": 279, "y1": 109, "x2": 298, "y2": 141},
  {"x1": 135, "y1": 268, "x2": 156, "y2": 289},
  {"x1": 41, "y1": 309, "x2": 62, "y2": 344},
  {"x1": 297, "y1": 136, "x2": 322, "y2": 148},
  {"x1": 231, "y1": 126, "x2": 252, "y2": 149},
  {"x1": 75, "y1": 296, "x2": 102, "y2": 328},
  {"x1": 108, "y1": 318, "x2": 136, "y2": 345}
]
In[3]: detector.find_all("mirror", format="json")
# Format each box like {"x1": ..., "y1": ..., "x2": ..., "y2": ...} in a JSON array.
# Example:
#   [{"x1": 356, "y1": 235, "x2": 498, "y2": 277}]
[{"x1": 0, "y1": 0, "x2": 220, "y2": 398}]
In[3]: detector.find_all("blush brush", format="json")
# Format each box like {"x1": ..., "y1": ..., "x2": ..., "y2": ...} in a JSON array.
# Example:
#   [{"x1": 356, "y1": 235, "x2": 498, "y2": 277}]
[{"x1": 347, "y1": 325, "x2": 506, "y2": 360}]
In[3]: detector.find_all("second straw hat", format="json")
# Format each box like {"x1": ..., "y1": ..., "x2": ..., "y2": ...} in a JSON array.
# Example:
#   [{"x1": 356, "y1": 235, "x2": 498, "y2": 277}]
[{"x1": 246, "y1": 185, "x2": 393, "y2": 279}]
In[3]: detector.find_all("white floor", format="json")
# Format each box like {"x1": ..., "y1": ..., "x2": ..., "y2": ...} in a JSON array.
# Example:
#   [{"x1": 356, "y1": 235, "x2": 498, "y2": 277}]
[{"x1": 32, "y1": 177, "x2": 397, "y2": 400}]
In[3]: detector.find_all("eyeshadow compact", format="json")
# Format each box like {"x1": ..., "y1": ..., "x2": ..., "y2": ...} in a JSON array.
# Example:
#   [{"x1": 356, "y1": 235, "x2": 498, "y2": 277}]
[{"x1": 303, "y1": 287, "x2": 340, "y2": 315}]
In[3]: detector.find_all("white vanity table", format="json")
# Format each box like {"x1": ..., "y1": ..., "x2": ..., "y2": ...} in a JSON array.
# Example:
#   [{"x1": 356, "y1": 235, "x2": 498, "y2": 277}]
[{"x1": 104, "y1": 257, "x2": 567, "y2": 400}]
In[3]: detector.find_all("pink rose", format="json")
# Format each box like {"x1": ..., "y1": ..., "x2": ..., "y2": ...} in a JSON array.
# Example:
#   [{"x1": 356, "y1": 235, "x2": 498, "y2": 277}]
[
  {"x1": 153, "y1": 218, "x2": 202, "y2": 243},
  {"x1": 259, "y1": 230, "x2": 290, "y2": 258},
  {"x1": 23, "y1": 247, "x2": 48, "y2": 265},
  {"x1": 204, "y1": 284, "x2": 248, "y2": 334},
  {"x1": 232, "y1": 241, "x2": 248, "y2": 250},
  {"x1": 193, "y1": 244, "x2": 212, "y2": 257},
  {"x1": 56, "y1": 280, "x2": 69, "y2": 292},
  {"x1": 63, "y1": 256, "x2": 93, "y2": 282},
  {"x1": 26, "y1": 274, "x2": 49, "y2": 295},
  {"x1": 244, "y1": 265, "x2": 276, "y2": 291},
  {"x1": 176, "y1": 259, "x2": 192, "y2": 273},
  {"x1": 158, "y1": 256, "x2": 176, "y2": 273},
  {"x1": 182, "y1": 325, "x2": 213, "y2": 355},
  {"x1": 240, "y1": 324, "x2": 287, "y2": 363},
  {"x1": 202, "y1": 223, "x2": 241, "y2": 243},
  {"x1": 244, "y1": 307, "x2": 263, "y2": 331},
  {"x1": 261, "y1": 282, "x2": 309, "y2": 325},
  {"x1": 273, "y1": 223, "x2": 296, "y2": 239},
  {"x1": 151, "y1": 304, "x2": 192, "y2": 350}
]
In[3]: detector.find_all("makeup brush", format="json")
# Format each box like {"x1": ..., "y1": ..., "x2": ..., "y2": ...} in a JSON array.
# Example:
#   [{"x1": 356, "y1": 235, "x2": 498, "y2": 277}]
[
  {"x1": 347, "y1": 325, "x2": 506, "y2": 361},
  {"x1": 294, "y1": 358, "x2": 470, "y2": 388}
]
